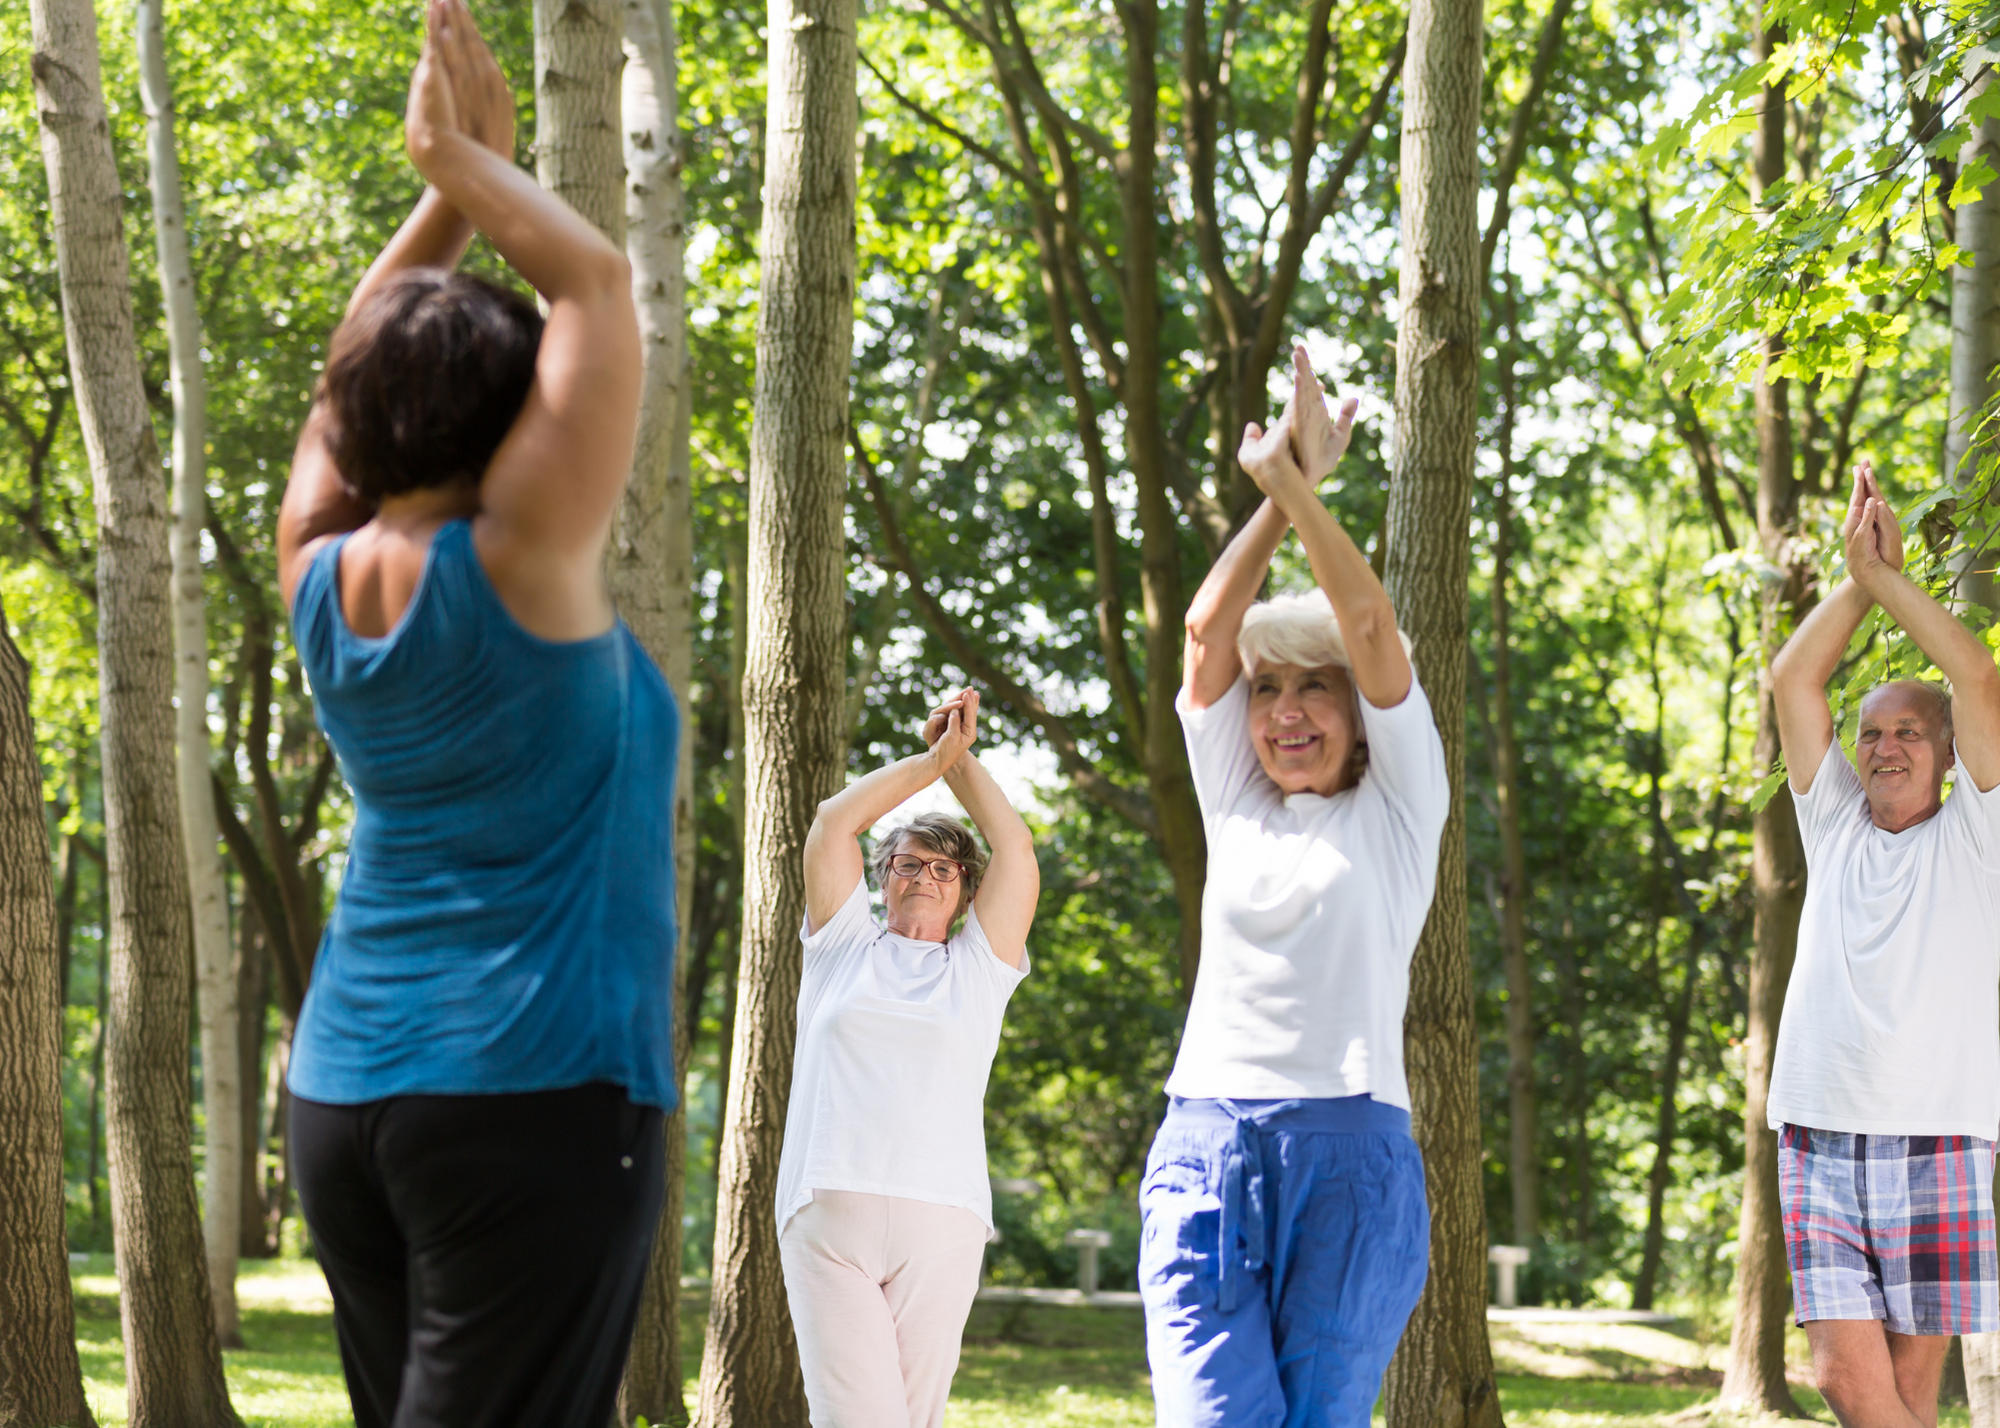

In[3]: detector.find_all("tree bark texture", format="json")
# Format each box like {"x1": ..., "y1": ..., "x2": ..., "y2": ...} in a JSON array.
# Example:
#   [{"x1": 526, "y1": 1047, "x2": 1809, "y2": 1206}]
[
  {"x1": 535, "y1": 0, "x2": 627, "y2": 243},
  {"x1": 30, "y1": 0, "x2": 238, "y2": 1420},
  {"x1": 1938, "y1": 103, "x2": 1999, "y2": 1413},
  {"x1": 614, "y1": 0, "x2": 696, "y2": 1419},
  {"x1": 1949, "y1": 90, "x2": 2000, "y2": 610},
  {"x1": 1379, "y1": 0, "x2": 1501, "y2": 1419},
  {"x1": 0, "y1": 607, "x2": 97, "y2": 1428},
  {"x1": 1969, "y1": 1330, "x2": 2000, "y2": 1427},
  {"x1": 1718, "y1": 30, "x2": 1809, "y2": 1415},
  {"x1": 137, "y1": 0, "x2": 241, "y2": 1350},
  {"x1": 695, "y1": 0, "x2": 854, "y2": 1418}
]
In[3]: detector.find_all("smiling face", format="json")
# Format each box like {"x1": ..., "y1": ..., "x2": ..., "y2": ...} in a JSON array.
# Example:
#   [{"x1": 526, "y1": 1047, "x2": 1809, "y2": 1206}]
[
  {"x1": 1247, "y1": 660, "x2": 1362, "y2": 797},
  {"x1": 1855, "y1": 681, "x2": 1954, "y2": 832}
]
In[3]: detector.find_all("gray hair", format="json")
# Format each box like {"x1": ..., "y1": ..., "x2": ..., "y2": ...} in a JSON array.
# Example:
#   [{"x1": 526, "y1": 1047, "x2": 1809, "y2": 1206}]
[
  {"x1": 870, "y1": 812, "x2": 989, "y2": 920},
  {"x1": 1236, "y1": 588, "x2": 1413, "y2": 677}
]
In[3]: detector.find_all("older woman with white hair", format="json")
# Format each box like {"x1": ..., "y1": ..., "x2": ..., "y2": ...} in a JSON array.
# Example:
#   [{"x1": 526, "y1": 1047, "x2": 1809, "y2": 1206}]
[
  {"x1": 1139, "y1": 345, "x2": 1448, "y2": 1428},
  {"x1": 779, "y1": 686, "x2": 1039, "y2": 1428}
]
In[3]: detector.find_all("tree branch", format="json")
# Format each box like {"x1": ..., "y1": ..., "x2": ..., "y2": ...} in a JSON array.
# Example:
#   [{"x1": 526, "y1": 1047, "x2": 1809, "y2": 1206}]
[
  {"x1": 213, "y1": 769, "x2": 303, "y2": 1020},
  {"x1": 1480, "y1": 0, "x2": 1579, "y2": 282},
  {"x1": 850, "y1": 422, "x2": 1158, "y2": 836}
]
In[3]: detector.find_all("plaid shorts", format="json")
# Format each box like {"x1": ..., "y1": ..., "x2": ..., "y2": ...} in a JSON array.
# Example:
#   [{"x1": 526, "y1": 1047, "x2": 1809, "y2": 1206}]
[{"x1": 1778, "y1": 1123, "x2": 1998, "y2": 1335}]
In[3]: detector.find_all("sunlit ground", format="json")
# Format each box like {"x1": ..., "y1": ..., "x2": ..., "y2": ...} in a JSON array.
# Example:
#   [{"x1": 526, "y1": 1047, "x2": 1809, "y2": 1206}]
[{"x1": 70, "y1": 1257, "x2": 1973, "y2": 1426}]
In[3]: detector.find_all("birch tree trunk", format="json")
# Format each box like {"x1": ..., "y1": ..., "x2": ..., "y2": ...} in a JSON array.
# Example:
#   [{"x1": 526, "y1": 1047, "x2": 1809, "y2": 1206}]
[
  {"x1": 535, "y1": 0, "x2": 626, "y2": 241},
  {"x1": 30, "y1": 0, "x2": 238, "y2": 1420},
  {"x1": 1718, "y1": 26, "x2": 1809, "y2": 1414},
  {"x1": 0, "y1": 603, "x2": 97, "y2": 1428},
  {"x1": 1378, "y1": 0, "x2": 1501, "y2": 1419},
  {"x1": 1949, "y1": 80, "x2": 2000, "y2": 617},
  {"x1": 137, "y1": 0, "x2": 240, "y2": 1351},
  {"x1": 696, "y1": 0, "x2": 855, "y2": 1416},
  {"x1": 613, "y1": 0, "x2": 696, "y2": 1420}
]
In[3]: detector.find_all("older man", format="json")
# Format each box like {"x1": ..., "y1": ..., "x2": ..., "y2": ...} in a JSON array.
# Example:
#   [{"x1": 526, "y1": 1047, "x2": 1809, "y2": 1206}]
[{"x1": 1771, "y1": 462, "x2": 2000, "y2": 1428}]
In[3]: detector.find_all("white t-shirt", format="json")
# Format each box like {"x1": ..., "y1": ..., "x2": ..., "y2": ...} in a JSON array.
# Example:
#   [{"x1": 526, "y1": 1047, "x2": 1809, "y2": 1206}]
[
  {"x1": 1165, "y1": 673, "x2": 1449, "y2": 1105},
  {"x1": 775, "y1": 879, "x2": 1029, "y2": 1234},
  {"x1": 1768, "y1": 740, "x2": 2000, "y2": 1138}
]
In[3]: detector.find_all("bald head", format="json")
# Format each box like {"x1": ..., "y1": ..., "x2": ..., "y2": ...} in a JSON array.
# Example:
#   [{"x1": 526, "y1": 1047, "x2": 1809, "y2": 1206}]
[{"x1": 1854, "y1": 679, "x2": 1955, "y2": 829}]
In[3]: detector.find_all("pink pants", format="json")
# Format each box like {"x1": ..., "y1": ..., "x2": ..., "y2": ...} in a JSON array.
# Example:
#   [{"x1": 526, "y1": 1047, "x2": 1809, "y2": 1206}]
[{"x1": 780, "y1": 1189, "x2": 988, "y2": 1428}]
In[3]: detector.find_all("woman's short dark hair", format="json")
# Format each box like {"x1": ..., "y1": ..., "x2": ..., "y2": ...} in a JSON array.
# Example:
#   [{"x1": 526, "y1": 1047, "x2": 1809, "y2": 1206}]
[{"x1": 316, "y1": 268, "x2": 543, "y2": 502}]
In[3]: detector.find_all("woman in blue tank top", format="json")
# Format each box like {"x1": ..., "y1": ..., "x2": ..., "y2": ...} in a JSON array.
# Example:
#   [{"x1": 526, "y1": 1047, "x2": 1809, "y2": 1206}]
[{"x1": 277, "y1": 7, "x2": 675, "y2": 1423}]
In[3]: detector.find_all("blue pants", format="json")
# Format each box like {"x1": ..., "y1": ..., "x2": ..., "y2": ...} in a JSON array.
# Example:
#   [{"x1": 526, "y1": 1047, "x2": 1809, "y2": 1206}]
[{"x1": 1138, "y1": 1096, "x2": 1429, "y2": 1428}]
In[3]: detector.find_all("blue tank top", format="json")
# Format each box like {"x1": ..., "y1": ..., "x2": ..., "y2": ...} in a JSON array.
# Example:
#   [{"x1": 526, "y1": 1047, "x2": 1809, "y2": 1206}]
[{"x1": 286, "y1": 519, "x2": 678, "y2": 1110}]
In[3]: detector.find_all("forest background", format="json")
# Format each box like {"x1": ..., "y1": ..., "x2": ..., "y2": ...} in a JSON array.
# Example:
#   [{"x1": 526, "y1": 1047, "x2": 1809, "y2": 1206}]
[{"x1": 6, "y1": 0, "x2": 1999, "y2": 1418}]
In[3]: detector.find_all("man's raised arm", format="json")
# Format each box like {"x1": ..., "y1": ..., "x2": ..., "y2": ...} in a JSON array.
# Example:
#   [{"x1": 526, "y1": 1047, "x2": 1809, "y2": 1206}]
[
  {"x1": 1849, "y1": 464, "x2": 2000, "y2": 792},
  {"x1": 1770, "y1": 469, "x2": 1881, "y2": 794}
]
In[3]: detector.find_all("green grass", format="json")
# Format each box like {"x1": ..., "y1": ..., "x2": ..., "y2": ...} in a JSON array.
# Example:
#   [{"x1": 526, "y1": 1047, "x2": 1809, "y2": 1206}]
[
  {"x1": 70, "y1": 1259, "x2": 1975, "y2": 1427},
  {"x1": 73, "y1": 1257, "x2": 352, "y2": 1428}
]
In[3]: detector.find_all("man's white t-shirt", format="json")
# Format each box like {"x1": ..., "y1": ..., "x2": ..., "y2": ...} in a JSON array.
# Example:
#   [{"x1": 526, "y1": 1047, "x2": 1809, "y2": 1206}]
[
  {"x1": 1768, "y1": 740, "x2": 2000, "y2": 1138},
  {"x1": 1165, "y1": 673, "x2": 1449, "y2": 1106},
  {"x1": 775, "y1": 879, "x2": 1028, "y2": 1235}
]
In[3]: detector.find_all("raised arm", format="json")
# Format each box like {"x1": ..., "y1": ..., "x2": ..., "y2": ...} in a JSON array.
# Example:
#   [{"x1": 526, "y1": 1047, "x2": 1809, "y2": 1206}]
[
  {"x1": 1242, "y1": 345, "x2": 1410, "y2": 709},
  {"x1": 1847, "y1": 463, "x2": 2000, "y2": 791},
  {"x1": 942, "y1": 748, "x2": 1037, "y2": 970},
  {"x1": 407, "y1": 0, "x2": 641, "y2": 630},
  {"x1": 276, "y1": 84, "x2": 507, "y2": 607},
  {"x1": 1771, "y1": 466, "x2": 1884, "y2": 793},
  {"x1": 1183, "y1": 499, "x2": 1289, "y2": 710},
  {"x1": 802, "y1": 691, "x2": 976, "y2": 935}
]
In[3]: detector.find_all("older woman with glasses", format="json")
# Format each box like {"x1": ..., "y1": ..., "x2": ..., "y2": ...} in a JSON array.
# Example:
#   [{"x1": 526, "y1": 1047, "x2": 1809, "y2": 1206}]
[{"x1": 779, "y1": 687, "x2": 1040, "y2": 1428}]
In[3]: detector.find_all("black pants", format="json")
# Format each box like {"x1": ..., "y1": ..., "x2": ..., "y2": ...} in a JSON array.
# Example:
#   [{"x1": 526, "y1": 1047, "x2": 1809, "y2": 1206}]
[{"x1": 292, "y1": 1082, "x2": 665, "y2": 1428}]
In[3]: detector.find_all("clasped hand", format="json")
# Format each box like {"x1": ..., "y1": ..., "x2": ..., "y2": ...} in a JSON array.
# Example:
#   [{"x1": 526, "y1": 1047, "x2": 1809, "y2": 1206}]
[
  {"x1": 406, "y1": 0, "x2": 516, "y2": 171},
  {"x1": 1238, "y1": 342, "x2": 1359, "y2": 501},
  {"x1": 923, "y1": 688, "x2": 980, "y2": 774},
  {"x1": 1843, "y1": 460, "x2": 1906, "y2": 591}
]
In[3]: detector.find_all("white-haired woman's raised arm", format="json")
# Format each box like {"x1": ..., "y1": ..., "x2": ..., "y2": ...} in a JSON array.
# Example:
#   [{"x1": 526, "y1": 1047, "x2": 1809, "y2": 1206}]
[
  {"x1": 1184, "y1": 500, "x2": 1290, "y2": 712},
  {"x1": 1238, "y1": 345, "x2": 1410, "y2": 710}
]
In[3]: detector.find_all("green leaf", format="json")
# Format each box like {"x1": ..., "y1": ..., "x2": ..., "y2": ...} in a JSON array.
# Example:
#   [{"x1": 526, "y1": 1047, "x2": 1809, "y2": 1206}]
[{"x1": 1747, "y1": 768, "x2": 1791, "y2": 814}]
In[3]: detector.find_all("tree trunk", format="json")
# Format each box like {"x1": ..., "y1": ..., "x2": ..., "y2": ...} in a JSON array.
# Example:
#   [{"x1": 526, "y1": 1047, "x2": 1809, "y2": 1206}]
[
  {"x1": 1948, "y1": 81, "x2": 2000, "y2": 615},
  {"x1": 0, "y1": 608, "x2": 97, "y2": 1428},
  {"x1": 1490, "y1": 288, "x2": 1536, "y2": 1255},
  {"x1": 87, "y1": 909, "x2": 106, "y2": 1239},
  {"x1": 236, "y1": 911, "x2": 272, "y2": 1259},
  {"x1": 1633, "y1": 934, "x2": 1697, "y2": 1310},
  {"x1": 1718, "y1": 26, "x2": 1810, "y2": 1416},
  {"x1": 614, "y1": 0, "x2": 695, "y2": 1419},
  {"x1": 535, "y1": 0, "x2": 626, "y2": 242},
  {"x1": 137, "y1": 0, "x2": 240, "y2": 1350},
  {"x1": 30, "y1": 0, "x2": 238, "y2": 1419},
  {"x1": 1378, "y1": 0, "x2": 1500, "y2": 1418},
  {"x1": 695, "y1": 0, "x2": 854, "y2": 1415},
  {"x1": 1969, "y1": 1330, "x2": 2000, "y2": 1426}
]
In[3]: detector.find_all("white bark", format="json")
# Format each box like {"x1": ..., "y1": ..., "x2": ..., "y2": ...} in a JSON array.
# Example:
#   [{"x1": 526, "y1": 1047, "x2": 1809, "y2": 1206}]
[
  {"x1": 1949, "y1": 90, "x2": 2000, "y2": 616},
  {"x1": 31, "y1": 0, "x2": 238, "y2": 1419},
  {"x1": 534, "y1": 0, "x2": 627, "y2": 242},
  {"x1": 613, "y1": 0, "x2": 695, "y2": 1419},
  {"x1": 136, "y1": 0, "x2": 240, "y2": 1352}
]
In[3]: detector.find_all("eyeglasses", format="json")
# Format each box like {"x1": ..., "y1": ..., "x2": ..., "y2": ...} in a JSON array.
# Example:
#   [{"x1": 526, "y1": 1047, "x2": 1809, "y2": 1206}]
[{"x1": 888, "y1": 854, "x2": 964, "y2": 883}]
